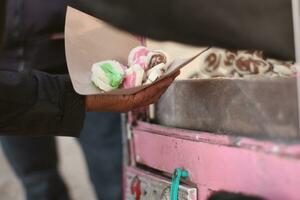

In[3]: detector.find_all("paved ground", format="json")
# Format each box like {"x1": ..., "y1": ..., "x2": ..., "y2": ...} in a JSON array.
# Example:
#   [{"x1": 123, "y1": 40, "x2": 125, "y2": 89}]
[{"x1": 0, "y1": 137, "x2": 97, "y2": 200}]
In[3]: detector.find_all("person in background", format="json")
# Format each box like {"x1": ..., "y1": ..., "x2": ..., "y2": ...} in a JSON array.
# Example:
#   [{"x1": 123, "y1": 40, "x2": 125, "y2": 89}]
[{"x1": 0, "y1": 1, "x2": 177, "y2": 200}]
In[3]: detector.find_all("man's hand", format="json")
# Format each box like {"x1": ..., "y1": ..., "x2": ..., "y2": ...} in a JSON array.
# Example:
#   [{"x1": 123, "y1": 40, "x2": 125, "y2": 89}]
[{"x1": 85, "y1": 71, "x2": 179, "y2": 112}]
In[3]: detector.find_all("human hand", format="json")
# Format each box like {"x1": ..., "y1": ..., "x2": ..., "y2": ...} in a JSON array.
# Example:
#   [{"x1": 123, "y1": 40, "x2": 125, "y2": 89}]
[{"x1": 85, "y1": 70, "x2": 179, "y2": 112}]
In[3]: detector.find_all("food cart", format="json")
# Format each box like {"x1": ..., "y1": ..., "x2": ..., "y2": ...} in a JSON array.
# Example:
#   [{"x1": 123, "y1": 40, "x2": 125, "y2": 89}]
[
  {"x1": 123, "y1": 1, "x2": 300, "y2": 199},
  {"x1": 64, "y1": 2, "x2": 300, "y2": 199}
]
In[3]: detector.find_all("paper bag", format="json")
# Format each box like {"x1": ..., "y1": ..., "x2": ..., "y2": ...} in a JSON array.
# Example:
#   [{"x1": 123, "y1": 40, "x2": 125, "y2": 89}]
[{"x1": 65, "y1": 7, "x2": 205, "y2": 95}]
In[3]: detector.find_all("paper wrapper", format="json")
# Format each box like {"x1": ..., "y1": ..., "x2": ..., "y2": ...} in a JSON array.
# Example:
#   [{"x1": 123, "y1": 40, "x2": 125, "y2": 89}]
[{"x1": 65, "y1": 7, "x2": 206, "y2": 95}]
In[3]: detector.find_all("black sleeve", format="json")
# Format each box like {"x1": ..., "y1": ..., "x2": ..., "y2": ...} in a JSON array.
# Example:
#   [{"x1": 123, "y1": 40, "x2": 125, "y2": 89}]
[
  {"x1": 77, "y1": 0, "x2": 294, "y2": 60},
  {"x1": 0, "y1": 69, "x2": 85, "y2": 136}
]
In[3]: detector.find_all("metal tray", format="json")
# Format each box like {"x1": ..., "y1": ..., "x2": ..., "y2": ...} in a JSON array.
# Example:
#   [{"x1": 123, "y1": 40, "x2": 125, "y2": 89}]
[{"x1": 155, "y1": 77, "x2": 299, "y2": 140}]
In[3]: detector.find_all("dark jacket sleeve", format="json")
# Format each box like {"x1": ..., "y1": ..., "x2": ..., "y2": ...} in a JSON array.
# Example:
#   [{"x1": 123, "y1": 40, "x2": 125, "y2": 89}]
[
  {"x1": 0, "y1": 69, "x2": 85, "y2": 136},
  {"x1": 77, "y1": 0, "x2": 294, "y2": 60}
]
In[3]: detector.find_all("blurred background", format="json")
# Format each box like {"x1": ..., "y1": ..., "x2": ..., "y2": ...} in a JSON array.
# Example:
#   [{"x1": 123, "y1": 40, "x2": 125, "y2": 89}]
[{"x1": 0, "y1": 137, "x2": 97, "y2": 200}]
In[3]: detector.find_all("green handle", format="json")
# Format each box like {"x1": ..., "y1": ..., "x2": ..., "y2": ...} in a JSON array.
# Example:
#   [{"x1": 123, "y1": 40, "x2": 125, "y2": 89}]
[{"x1": 170, "y1": 168, "x2": 189, "y2": 200}]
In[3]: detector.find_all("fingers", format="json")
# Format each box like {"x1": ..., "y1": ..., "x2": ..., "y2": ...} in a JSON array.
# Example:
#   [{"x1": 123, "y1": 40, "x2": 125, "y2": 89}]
[
  {"x1": 149, "y1": 76, "x2": 174, "y2": 91},
  {"x1": 158, "y1": 69, "x2": 180, "y2": 83},
  {"x1": 139, "y1": 91, "x2": 165, "y2": 107},
  {"x1": 134, "y1": 76, "x2": 174, "y2": 108},
  {"x1": 163, "y1": 69, "x2": 180, "y2": 81},
  {"x1": 134, "y1": 77, "x2": 171, "y2": 102},
  {"x1": 172, "y1": 69, "x2": 181, "y2": 78}
]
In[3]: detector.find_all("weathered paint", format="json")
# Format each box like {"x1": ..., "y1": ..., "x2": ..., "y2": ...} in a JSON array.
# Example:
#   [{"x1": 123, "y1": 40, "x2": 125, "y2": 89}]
[
  {"x1": 132, "y1": 121, "x2": 300, "y2": 200},
  {"x1": 135, "y1": 122, "x2": 300, "y2": 158}
]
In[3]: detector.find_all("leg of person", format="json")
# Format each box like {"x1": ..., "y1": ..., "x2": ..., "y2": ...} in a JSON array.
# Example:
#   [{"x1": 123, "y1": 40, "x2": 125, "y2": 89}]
[
  {"x1": 0, "y1": 136, "x2": 70, "y2": 200},
  {"x1": 79, "y1": 112, "x2": 122, "y2": 200}
]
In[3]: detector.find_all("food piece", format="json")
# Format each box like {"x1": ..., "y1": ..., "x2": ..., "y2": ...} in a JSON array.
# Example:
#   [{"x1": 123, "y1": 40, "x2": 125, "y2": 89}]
[
  {"x1": 123, "y1": 64, "x2": 145, "y2": 89},
  {"x1": 128, "y1": 46, "x2": 149, "y2": 69},
  {"x1": 144, "y1": 70, "x2": 163, "y2": 85},
  {"x1": 91, "y1": 47, "x2": 169, "y2": 91},
  {"x1": 128, "y1": 46, "x2": 168, "y2": 70},
  {"x1": 146, "y1": 63, "x2": 168, "y2": 76},
  {"x1": 91, "y1": 60, "x2": 125, "y2": 91},
  {"x1": 146, "y1": 50, "x2": 168, "y2": 69},
  {"x1": 144, "y1": 63, "x2": 166, "y2": 84},
  {"x1": 91, "y1": 73, "x2": 115, "y2": 91}
]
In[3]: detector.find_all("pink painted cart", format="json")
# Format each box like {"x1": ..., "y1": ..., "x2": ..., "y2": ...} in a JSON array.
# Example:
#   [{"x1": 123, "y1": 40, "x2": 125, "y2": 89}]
[{"x1": 123, "y1": 1, "x2": 300, "y2": 199}]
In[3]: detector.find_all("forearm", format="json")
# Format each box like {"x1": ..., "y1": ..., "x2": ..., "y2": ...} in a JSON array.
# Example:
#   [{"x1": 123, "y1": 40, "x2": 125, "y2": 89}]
[
  {"x1": 0, "y1": 69, "x2": 85, "y2": 136},
  {"x1": 78, "y1": 0, "x2": 294, "y2": 60}
]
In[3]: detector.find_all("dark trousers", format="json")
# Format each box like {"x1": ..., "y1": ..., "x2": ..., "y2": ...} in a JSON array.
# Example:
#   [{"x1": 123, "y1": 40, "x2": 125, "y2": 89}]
[{"x1": 0, "y1": 112, "x2": 122, "y2": 200}]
